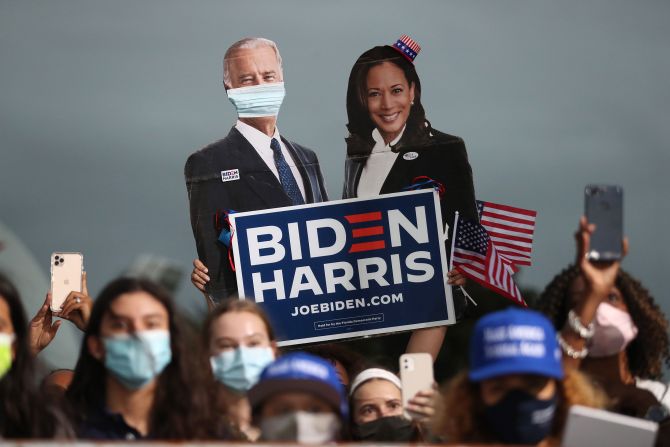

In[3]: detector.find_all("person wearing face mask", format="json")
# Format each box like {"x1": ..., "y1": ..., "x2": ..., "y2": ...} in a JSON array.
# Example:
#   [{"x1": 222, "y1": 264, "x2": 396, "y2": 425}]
[
  {"x1": 0, "y1": 273, "x2": 74, "y2": 438},
  {"x1": 348, "y1": 367, "x2": 437, "y2": 442},
  {"x1": 248, "y1": 352, "x2": 348, "y2": 443},
  {"x1": 539, "y1": 217, "x2": 670, "y2": 419},
  {"x1": 435, "y1": 308, "x2": 606, "y2": 446},
  {"x1": 203, "y1": 299, "x2": 278, "y2": 440},
  {"x1": 66, "y1": 277, "x2": 226, "y2": 440},
  {"x1": 185, "y1": 37, "x2": 328, "y2": 305}
]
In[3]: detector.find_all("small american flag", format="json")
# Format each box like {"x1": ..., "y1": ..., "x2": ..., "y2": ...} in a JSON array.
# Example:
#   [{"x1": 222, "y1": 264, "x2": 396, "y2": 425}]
[
  {"x1": 452, "y1": 217, "x2": 526, "y2": 306},
  {"x1": 477, "y1": 201, "x2": 537, "y2": 268}
]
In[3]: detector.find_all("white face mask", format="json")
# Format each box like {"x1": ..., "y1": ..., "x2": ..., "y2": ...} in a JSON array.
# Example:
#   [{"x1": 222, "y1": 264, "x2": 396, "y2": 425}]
[
  {"x1": 588, "y1": 302, "x2": 639, "y2": 357},
  {"x1": 226, "y1": 82, "x2": 285, "y2": 118},
  {"x1": 260, "y1": 411, "x2": 341, "y2": 444}
]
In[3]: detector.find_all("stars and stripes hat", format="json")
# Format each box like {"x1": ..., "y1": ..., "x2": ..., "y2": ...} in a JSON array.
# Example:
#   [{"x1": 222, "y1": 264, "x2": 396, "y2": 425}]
[
  {"x1": 390, "y1": 34, "x2": 421, "y2": 64},
  {"x1": 469, "y1": 308, "x2": 563, "y2": 382}
]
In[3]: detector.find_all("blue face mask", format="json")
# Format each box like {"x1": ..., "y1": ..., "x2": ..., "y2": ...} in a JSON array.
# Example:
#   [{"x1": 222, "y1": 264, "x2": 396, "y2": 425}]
[
  {"x1": 484, "y1": 389, "x2": 558, "y2": 445},
  {"x1": 102, "y1": 330, "x2": 172, "y2": 390},
  {"x1": 210, "y1": 346, "x2": 274, "y2": 392},
  {"x1": 226, "y1": 82, "x2": 285, "y2": 118}
]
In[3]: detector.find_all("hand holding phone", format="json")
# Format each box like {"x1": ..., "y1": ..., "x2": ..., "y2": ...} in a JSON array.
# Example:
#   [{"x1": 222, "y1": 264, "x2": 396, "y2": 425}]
[
  {"x1": 58, "y1": 271, "x2": 93, "y2": 331},
  {"x1": 575, "y1": 215, "x2": 628, "y2": 306}
]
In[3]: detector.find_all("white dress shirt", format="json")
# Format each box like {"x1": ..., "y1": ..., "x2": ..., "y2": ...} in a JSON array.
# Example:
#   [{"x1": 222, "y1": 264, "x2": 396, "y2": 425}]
[
  {"x1": 636, "y1": 378, "x2": 670, "y2": 412},
  {"x1": 235, "y1": 120, "x2": 306, "y2": 200},
  {"x1": 356, "y1": 125, "x2": 406, "y2": 198}
]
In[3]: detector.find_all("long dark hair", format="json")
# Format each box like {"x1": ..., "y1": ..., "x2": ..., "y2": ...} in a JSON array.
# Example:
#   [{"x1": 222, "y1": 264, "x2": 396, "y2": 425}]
[
  {"x1": 0, "y1": 273, "x2": 73, "y2": 438},
  {"x1": 538, "y1": 265, "x2": 670, "y2": 379},
  {"x1": 66, "y1": 277, "x2": 222, "y2": 439},
  {"x1": 346, "y1": 45, "x2": 432, "y2": 158}
]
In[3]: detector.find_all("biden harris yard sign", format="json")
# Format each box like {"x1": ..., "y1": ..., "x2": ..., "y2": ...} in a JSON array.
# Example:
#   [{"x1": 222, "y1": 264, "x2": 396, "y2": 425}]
[{"x1": 230, "y1": 189, "x2": 455, "y2": 346}]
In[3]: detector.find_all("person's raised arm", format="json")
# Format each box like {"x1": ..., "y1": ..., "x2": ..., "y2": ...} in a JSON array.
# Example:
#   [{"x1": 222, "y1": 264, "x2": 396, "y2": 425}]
[
  {"x1": 558, "y1": 216, "x2": 628, "y2": 369},
  {"x1": 28, "y1": 293, "x2": 61, "y2": 355},
  {"x1": 405, "y1": 269, "x2": 466, "y2": 359}
]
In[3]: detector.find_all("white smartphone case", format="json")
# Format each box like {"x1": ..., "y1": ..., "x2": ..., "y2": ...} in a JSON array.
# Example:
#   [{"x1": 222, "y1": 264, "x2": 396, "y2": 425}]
[{"x1": 399, "y1": 353, "x2": 434, "y2": 419}]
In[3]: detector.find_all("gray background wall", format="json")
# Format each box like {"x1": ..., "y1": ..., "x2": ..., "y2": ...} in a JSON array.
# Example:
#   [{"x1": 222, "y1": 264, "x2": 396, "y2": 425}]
[{"x1": 1, "y1": 0, "x2": 668, "y2": 368}]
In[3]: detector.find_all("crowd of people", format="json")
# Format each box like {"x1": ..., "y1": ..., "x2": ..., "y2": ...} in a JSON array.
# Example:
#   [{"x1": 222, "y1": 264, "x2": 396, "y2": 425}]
[
  {"x1": 1, "y1": 215, "x2": 668, "y2": 445},
  {"x1": 2, "y1": 35, "x2": 669, "y2": 445}
]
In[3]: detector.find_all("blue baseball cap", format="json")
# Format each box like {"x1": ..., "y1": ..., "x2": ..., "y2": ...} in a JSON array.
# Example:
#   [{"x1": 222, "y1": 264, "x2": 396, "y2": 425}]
[
  {"x1": 469, "y1": 308, "x2": 563, "y2": 382},
  {"x1": 248, "y1": 352, "x2": 348, "y2": 419}
]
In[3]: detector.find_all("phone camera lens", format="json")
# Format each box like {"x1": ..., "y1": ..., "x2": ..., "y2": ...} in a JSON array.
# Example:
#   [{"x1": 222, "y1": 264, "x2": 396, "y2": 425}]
[
  {"x1": 55, "y1": 255, "x2": 60, "y2": 261},
  {"x1": 55, "y1": 260, "x2": 60, "y2": 266},
  {"x1": 60, "y1": 258, "x2": 65, "y2": 264}
]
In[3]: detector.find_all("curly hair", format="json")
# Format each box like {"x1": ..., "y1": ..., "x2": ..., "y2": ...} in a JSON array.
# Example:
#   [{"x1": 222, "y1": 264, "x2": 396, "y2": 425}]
[
  {"x1": 433, "y1": 368, "x2": 607, "y2": 445},
  {"x1": 537, "y1": 265, "x2": 670, "y2": 379}
]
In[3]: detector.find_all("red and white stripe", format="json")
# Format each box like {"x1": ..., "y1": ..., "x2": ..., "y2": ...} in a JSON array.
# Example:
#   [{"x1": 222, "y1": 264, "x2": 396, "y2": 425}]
[
  {"x1": 399, "y1": 34, "x2": 421, "y2": 53},
  {"x1": 454, "y1": 243, "x2": 525, "y2": 305},
  {"x1": 479, "y1": 201, "x2": 537, "y2": 267}
]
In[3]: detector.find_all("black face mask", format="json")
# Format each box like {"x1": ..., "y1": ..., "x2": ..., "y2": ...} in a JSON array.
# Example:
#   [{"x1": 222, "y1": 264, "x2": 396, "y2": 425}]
[
  {"x1": 484, "y1": 389, "x2": 558, "y2": 445},
  {"x1": 352, "y1": 415, "x2": 417, "y2": 442}
]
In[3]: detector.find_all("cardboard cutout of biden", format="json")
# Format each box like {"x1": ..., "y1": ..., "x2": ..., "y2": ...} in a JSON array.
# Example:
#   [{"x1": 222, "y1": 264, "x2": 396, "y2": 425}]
[{"x1": 230, "y1": 189, "x2": 455, "y2": 346}]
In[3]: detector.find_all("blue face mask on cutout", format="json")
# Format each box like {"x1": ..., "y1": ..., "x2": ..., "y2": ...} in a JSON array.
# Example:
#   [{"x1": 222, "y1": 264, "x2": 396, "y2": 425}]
[
  {"x1": 210, "y1": 346, "x2": 274, "y2": 392},
  {"x1": 484, "y1": 389, "x2": 558, "y2": 445},
  {"x1": 102, "y1": 330, "x2": 172, "y2": 390},
  {"x1": 226, "y1": 82, "x2": 285, "y2": 118}
]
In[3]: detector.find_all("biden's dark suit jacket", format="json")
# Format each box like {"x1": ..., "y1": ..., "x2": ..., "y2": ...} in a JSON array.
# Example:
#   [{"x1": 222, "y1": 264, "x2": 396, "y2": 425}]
[{"x1": 185, "y1": 126, "x2": 328, "y2": 302}]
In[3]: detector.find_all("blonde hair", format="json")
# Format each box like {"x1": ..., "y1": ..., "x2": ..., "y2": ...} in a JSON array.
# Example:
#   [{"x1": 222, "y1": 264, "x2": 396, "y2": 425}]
[{"x1": 433, "y1": 368, "x2": 608, "y2": 445}]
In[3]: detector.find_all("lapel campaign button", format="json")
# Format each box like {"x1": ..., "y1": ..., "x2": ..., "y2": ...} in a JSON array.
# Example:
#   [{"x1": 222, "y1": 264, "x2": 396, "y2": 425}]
[
  {"x1": 403, "y1": 152, "x2": 419, "y2": 161},
  {"x1": 221, "y1": 169, "x2": 240, "y2": 182}
]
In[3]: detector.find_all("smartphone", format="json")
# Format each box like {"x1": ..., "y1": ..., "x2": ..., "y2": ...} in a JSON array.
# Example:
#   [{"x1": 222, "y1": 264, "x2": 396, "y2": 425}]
[
  {"x1": 50, "y1": 252, "x2": 83, "y2": 312},
  {"x1": 399, "y1": 353, "x2": 434, "y2": 419},
  {"x1": 584, "y1": 185, "x2": 623, "y2": 261}
]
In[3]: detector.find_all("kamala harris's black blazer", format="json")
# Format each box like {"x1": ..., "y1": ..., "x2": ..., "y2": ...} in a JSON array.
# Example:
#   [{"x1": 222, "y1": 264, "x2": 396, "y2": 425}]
[
  {"x1": 342, "y1": 129, "x2": 478, "y2": 228},
  {"x1": 185, "y1": 126, "x2": 328, "y2": 302}
]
